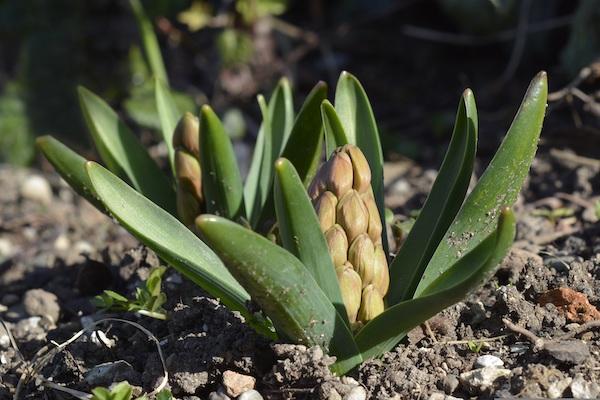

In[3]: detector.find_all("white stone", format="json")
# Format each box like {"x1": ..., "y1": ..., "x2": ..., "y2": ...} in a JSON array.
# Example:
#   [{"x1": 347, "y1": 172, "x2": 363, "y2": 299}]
[
  {"x1": 428, "y1": 394, "x2": 462, "y2": 400},
  {"x1": 238, "y1": 389, "x2": 264, "y2": 400},
  {"x1": 20, "y1": 175, "x2": 52, "y2": 205},
  {"x1": 0, "y1": 238, "x2": 14, "y2": 258},
  {"x1": 547, "y1": 377, "x2": 571, "y2": 399},
  {"x1": 570, "y1": 375, "x2": 600, "y2": 399},
  {"x1": 74, "y1": 240, "x2": 94, "y2": 255},
  {"x1": 344, "y1": 386, "x2": 366, "y2": 400},
  {"x1": 460, "y1": 367, "x2": 511, "y2": 391},
  {"x1": 54, "y1": 234, "x2": 70, "y2": 251},
  {"x1": 475, "y1": 355, "x2": 504, "y2": 368}
]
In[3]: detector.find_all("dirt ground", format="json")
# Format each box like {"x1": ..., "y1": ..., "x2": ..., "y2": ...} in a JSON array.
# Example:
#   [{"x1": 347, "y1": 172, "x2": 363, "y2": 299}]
[{"x1": 1, "y1": 140, "x2": 600, "y2": 399}]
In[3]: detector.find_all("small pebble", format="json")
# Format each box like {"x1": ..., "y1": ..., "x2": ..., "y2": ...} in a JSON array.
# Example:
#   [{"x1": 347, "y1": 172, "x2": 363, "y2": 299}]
[
  {"x1": 20, "y1": 175, "x2": 52, "y2": 205},
  {"x1": 344, "y1": 386, "x2": 366, "y2": 400},
  {"x1": 547, "y1": 377, "x2": 571, "y2": 398},
  {"x1": 475, "y1": 355, "x2": 504, "y2": 368},
  {"x1": 0, "y1": 238, "x2": 14, "y2": 259},
  {"x1": 570, "y1": 374, "x2": 600, "y2": 399},
  {"x1": 238, "y1": 389, "x2": 264, "y2": 400},
  {"x1": 460, "y1": 367, "x2": 511, "y2": 392},
  {"x1": 22, "y1": 289, "x2": 60, "y2": 323},
  {"x1": 208, "y1": 388, "x2": 231, "y2": 400},
  {"x1": 54, "y1": 234, "x2": 70, "y2": 251},
  {"x1": 222, "y1": 370, "x2": 255, "y2": 397},
  {"x1": 442, "y1": 374, "x2": 459, "y2": 394}
]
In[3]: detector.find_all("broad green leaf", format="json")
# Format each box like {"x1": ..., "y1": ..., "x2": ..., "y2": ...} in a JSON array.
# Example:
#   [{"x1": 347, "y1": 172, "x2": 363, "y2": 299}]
[
  {"x1": 255, "y1": 82, "x2": 327, "y2": 230},
  {"x1": 78, "y1": 86, "x2": 176, "y2": 214},
  {"x1": 155, "y1": 78, "x2": 180, "y2": 172},
  {"x1": 129, "y1": 0, "x2": 168, "y2": 84},
  {"x1": 280, "y1": 81, "x2": 328, "y2": 185},
  {"x1": 199, "y1": 105, "x2": 246, "y2": 220},
  {"x1": 36, "y1": 135, "x2": 104, "y2": 211},
  {"x1": 334, "y1": 72, "x2": 386, "y2": 252},
  {"x1": 85, "y1": 162, "x2": 273, "y2": 337},
  {"x1": 321, "y1": 100, "x2": 349, "y2": 158},
  {"x1": 387, "y1": 90, "x2": 477, "y2": 304},
  {"x1": 195, "y1": 215, "x2": 362, "y2": 374},
  {"x1": 415, "y1": 71, "x2": 547, "y2": 296},
  {"x1": 273, "y1": 158, "x2": 349, "y2": 327},
  {"x1": 245, "y1": 95, "x2": 272, "y2": 226},
  {"x1": 356, "y1": 209, "x2": 515, "y2": 360}
]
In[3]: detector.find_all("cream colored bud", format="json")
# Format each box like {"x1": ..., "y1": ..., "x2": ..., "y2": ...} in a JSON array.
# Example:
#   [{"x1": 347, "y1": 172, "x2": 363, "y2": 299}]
[
  {"x1": 362, "y1": 190, "x2": 383, "y2": 244},
  {"x1": 308, "y1": 168, "x2": 327, "y2": 201},
  {"x1": 336, "y1": 190, "x2": 369, "y2": 243},
  {"x1": 325, "y1": 224, "x2": 348, "y2": 267},
  {"x1": 315, "y1": 191, "x2": 337, "y2": 232},
  {"x1": 348, "y1": 233, "x2": 375, "y2": 287},
  {"x1": 325, "y1": 151, "x2": 353, "y2": 197},
  {"x1": 343, "y1": 144, "x2": 371, "y2": 194},
  {"x1": 175, "y1": 150, "x2": 202, "y2": 200},
  {"x1": 177, "y1": 186, "x2": 201, "y2": 228},
  {"x1": 358, "y1": 284, "x2": 384, "y2": 322},
  {"x1": 173, "y1": 112, "x2": 200, "y2": 157},
  {"x1": 372, "y1": 244, "x2": 390, "y2": 296},
  {"x1": 336, "y1": 262, "x2": 362, "y2": 323}
]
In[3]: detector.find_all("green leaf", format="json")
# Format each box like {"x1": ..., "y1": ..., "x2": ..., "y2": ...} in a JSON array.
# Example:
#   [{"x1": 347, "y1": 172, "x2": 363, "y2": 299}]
[
  {"x1": 78, "y1": 86, "x2": 176, "y2": 214},
  {"x1": 195, "y1": 215, "x2": 362, "y2": 374},
  {"x1": 334, "y1": 72, "x2": 386, "y2": 252},
  {"x1": 36, "y1": 135, "x2": 104, "y2": 211},
  {"x1": 85, "y1": 162, "x2": 273, "y2": 337},
  {"x1": 415, "y1": 71, "x2": 547, "y2": 296},
  {"x1": 281, "y1": 81, "x2": 328, "y2": 186},
  {"x1": 129, "y1": 0, "x2": 168, "y2": 84},
  {"x1": 355, "y1": 208, "x2": 515, "y2": 360},
  {"x1": 155, "y1": 78, "x2": 180, "y2": 172},
  {"x1": 199, "y1": 105, "x2": 246, "y2": 220},
  {"x1": 387, "y1": 89, "x2": 477, "y2": 304},
  {"x1": 273, "y1": 158, "x2": 349, "y2": 327},
  {"x1": 269, "y1": 77, "x2": 294, "y2": 154},
  {"x1": 255, "y1": 82, "x2": 327, "y2": 230},
  {"x1": 245, "y1": 95, "x2": 272, "y2": 226},
  {"x1": 321, "y1": 100, "x2": 349, "y2": 158},
  {"x1": 245, "y1": 79, "x2": 295, "y2": 227}
]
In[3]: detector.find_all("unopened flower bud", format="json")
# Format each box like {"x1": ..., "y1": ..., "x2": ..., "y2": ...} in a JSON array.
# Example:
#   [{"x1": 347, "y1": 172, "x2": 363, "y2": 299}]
[
  {"x1": 173, "y1": 112, "x2": 200, "y2": 157},
  {"x1": 325, "y1": 224, "x2": 348, "y2": 267},
  {"x1": 177, "y1": 186, "x2": 201, "y2": 228},
  {"x1": 343, "y1": 144, "x2": 371, "y2": 194},
  {"x1": 315, "y1": 191, "x2": 337, "y2": 232},
  {"x1": 175, "y1": 150, "x2": 202, "y2": 200},
  {"x1": 348, "y1": 233, "x2": 375, "y2": 287},
  {"x1": 372, "y1": 244, "x2": 390, "y2": 296},
  {"x1": 337, "y1": 262, "x2": 362, "y2": 323},
  {"x1": 358, "y1": 284, "x2": 384, "y2": 322},
  {"x1": 362, "y1": 190, "x2": 383, "y2": 244},
  {"x1": 325, "y1": 151, "x2": 353, "y2": 197},
  {"x1": 336, "y1": 190, "x2": 368, "y2": 242}
]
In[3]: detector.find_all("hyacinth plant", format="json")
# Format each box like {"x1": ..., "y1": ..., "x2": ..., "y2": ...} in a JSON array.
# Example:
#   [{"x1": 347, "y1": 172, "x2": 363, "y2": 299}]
[{"x1": 37, "y1": 68, "x2": 547, "y2": 374}]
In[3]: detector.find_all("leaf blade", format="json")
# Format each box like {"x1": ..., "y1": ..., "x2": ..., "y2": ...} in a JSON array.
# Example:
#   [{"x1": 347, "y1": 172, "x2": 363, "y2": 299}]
[
  {"x1": 415, "y1": 72, "x2": 547, "y2": 296},
  {"x1": 199, "y1": 105, "x2": 246, "y2": 220},
  {"x1": 85, "y1": 162, "x2": 273, "y2": 336},
  {"x1": 355, "y1": 209, "x2": 516, "y2": 360},
  {"x1": 154, "y1": 77, "x2": 181, "y2": 172},
  {"x1": 321, "y1": 100, "x2": 349, "y2": 158},
  {"x1": 334, "y1": 72, "x2": 386, "y2": 252},
  {"x1": 196, "y1": 215, "x2": 362, "y2": 374},
  {"x1": 273, "y1": 158, "x2": 349, "y2": 327},
  {"x1": 78, "y1": 86, "x2": 176, "y2": 214},
  {"x1": 387, "y1": 89, "x2": 478, "y2": 304},
  {"x1": 129, "y1": 0, "x2": 168, "y2": 84}
]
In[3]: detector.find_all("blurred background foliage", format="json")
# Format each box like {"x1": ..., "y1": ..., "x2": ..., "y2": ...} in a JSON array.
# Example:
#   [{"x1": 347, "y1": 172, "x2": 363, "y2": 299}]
[{"x1": 0, "y1": 0, "x2": 598, "y2": 166}]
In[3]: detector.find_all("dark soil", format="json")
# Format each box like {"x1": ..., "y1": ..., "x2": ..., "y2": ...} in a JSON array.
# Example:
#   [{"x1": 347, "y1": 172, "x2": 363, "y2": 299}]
[{"x1": 1, "y1": 148, "x2": 600, "y2": 399}]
